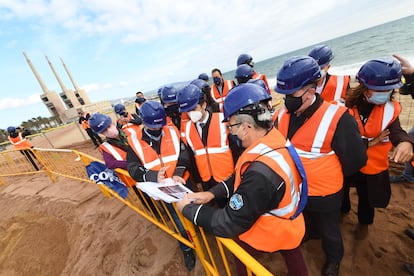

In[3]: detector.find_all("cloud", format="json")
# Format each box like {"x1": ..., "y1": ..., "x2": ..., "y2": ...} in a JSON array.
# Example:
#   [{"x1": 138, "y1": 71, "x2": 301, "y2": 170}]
[
  {"x1": 81, "y1": 80, "x2": 129, "y2": 93},
  {"x1": 0, "y1": 94, "x2": 41, "y2": 110}
]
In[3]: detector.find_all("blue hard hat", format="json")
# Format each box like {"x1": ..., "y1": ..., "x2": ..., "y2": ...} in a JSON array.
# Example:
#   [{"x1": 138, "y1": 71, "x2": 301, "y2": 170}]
[
  {"x1": 356, "y1": 58, "x2": 403, "y2": 90},
  {"x1": 198, "y1": 73, "x2": 209, "y2": 81},
  {"x1": 223, "y1": 83, "x2": 271, "y2": 122},
  {"x1": 308, "y1": 45, "x2": 334, "y2": 68},
  {"x1": 139, "y1": 101, "x2": 166, "y2": 129},
  {"x1": 7, "y1": 126, "x2": 16, "y2": 133},
  {"x1": 88, "y1": 113, "x2": 112, "y2": 134},
  {"x1": 237, "y1": 53, "x2": 254, "y2": 67},
  {"x1": 114, "y1": 103, "x2": 126, "y2": 114},
  {"x1": 190, "y1": 78, "x2": 210, "y2": 90},
  {"x1": 176, "y1": 84, "x2": 203, "y2": 112},
  {"x1": 159, "y1": 85, "x2": 178, "y2": 104},
  {"x1": 275, "y1": 56, "x2": 321, "y2": 95},
  {"x1": 247, "y1": 79, "x2": 268, "y2": 91},
  {"x1": 235, "y1": 64, "x2": 254, "y2": 79}
]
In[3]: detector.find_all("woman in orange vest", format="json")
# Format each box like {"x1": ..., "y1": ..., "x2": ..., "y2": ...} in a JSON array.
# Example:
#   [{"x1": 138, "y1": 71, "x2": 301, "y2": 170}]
[
  {"x1": 125, "y1": 101, "x2": 196, "y2": 271},
  {"x1": 7, "y1": 126, "x2": 41, "y2": 171},
  {"x1": 88, "y1": 112, "x2": 162, "y2": 226},
  {"x1": 343, "y1": 58, "x2": 414, "y2": 228},
  {"x1": 88, "y1": 113, "x2": 130, "y2": 170},
  {"x1": 177, "y1": 83, "x2": 308, "y2": 276}
]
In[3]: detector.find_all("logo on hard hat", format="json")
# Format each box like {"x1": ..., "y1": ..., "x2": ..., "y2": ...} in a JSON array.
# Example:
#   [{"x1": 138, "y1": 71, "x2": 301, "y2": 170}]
[{"x1": 384, "y1": 78, "x2": 400, "y2": 84}]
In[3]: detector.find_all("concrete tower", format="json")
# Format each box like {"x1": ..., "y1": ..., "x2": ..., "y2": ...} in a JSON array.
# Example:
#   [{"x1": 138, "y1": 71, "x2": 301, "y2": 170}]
[
  {"x1": 60, "y1": 58, "x2": 91, "y2": 105},
  {"x1": 45, "y1": 55, "x2": 82, "y2": 109},
  {"x1": 23, "y1": 52, "x2": 68, "y2": 122}
]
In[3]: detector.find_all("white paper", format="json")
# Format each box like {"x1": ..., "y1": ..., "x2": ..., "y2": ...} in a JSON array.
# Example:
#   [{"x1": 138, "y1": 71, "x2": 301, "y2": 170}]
[{"x1": 136, "y1": 178, "x2": 193, "y2": 203}]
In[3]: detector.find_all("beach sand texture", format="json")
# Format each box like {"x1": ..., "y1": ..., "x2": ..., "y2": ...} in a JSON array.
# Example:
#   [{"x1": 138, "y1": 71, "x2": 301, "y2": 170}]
[{"x1": 0, "y1": 94, "x2": 413, "y2": 275}]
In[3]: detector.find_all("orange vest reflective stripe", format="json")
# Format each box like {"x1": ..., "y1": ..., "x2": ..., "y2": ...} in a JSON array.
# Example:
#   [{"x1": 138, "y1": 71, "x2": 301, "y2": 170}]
[
  {"x1": 99, "y1": 142, "x2": 127, "y2": 161},
  {"x1": 183, "y1": 112, "x2": 234, "y2": 182},
  {"x1": 126, "y1": 125, "x2": 181, "y2": 177},
  {"x1": 277, "y1": 102, "x2": 346, "y2": 196},
  {"x1": 8, "y1": 133, "x2": 32, "y2": 149},
  {"x1": 252, "y1": 71, "x2": 271, "y2": 94},
  {"x1": 234, "y1": 128, "x2": 305, "y2": 252},
  {"x1": 211, "y1": 80, "x2": 234, "y2": 110},
  {"x1": 349, "y1": 101, "x2": 400, "y2": 174},
  {"x1": 320, "y1": 75, "x2": 350, "y2": 102}
]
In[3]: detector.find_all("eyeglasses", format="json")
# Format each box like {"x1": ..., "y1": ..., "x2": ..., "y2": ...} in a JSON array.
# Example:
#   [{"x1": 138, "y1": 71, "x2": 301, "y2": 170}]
[
  {"x1": 286, "y1": 87, "x2": 310, "y2": 99},
  {"x1": 227, "y1": 123, "x2": 241, "y2": 131}
]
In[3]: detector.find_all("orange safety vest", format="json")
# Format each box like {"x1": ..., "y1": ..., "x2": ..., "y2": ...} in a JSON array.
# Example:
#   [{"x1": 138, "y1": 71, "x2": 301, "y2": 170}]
[
  {"x1": 252, "y1": 71, "x2": 271, "y2": 94},
  {"x1": 211, "y1": 80, "x2": 234, "y2": 110},
  {"x1": 183, "y1": 112, "x2": 234, "y2": 182},
  {"x1": 80, "y1": 112, "x2": 90, "y2": 129},
  {"x1": 234, "y1": 128, "x2": 305, "y2": 252},
  {"x1": 99, "y1": 142, "x2": 127, "y2": 161},
  {"x1": 8, "y1": 133, "x2": 32, "y2": 149},
  {"x1": 276, "y1": 102, "x2": 346, "y2": 196},
  {"x1": 126, "y1": 125, "x2": 181, "y2": 177},
  {"x1": 348, "y1": 101, "x2": 400, "y2": 175},
  {"x1": 320, "y1": 75, "x2": 350, "y2": 102}
]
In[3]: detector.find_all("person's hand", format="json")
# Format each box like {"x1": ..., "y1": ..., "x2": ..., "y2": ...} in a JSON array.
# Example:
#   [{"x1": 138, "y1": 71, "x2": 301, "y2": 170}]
[
  {"x1": 187, "y1": 191, "x2": 215, "y2": 205},
  {"x1": 157, "y1": 166, "x2": 170, "y2": 183},
  {"x1": 176, "y1": 193, "x2": 192, "y2": 212},
  {"x1": 172, "y1": 175, "x2": 185, "y2": 184},
  {"x1": 393, "y1": 54, "x2": 414, "y2": 75},
  {"x1": 369, "y1": 129, "x2": 390, "y2": 147},
  {"x1": 390, "y1": 141, "x2": 413, "y2": 163},
  {"x1": 119, "y1": 117, "x2": 129, "y2": 125}
]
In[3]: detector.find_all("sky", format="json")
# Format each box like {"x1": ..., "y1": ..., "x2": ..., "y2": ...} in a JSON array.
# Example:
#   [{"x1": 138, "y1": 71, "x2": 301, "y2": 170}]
[{"x1": 0, "y1": 0, "x2": 413, "y2": 129}]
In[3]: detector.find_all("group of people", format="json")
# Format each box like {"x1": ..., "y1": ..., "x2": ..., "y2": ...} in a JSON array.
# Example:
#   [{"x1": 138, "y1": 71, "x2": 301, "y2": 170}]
[{"x1": 65, "y1": 48, "x2": 413, "y2": 275}]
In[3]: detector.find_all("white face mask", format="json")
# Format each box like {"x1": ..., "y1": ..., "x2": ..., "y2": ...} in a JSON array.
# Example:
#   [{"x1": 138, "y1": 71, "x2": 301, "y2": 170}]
[
  {"x1": 366, "y1": 90, "x2": 393, "y2": 105},
  {"x1": 103, "y1": 124, "x2": 119, "y2": 138},
  {"x1": 188, "y1": 110, "x2": 203, "y2": 123}
]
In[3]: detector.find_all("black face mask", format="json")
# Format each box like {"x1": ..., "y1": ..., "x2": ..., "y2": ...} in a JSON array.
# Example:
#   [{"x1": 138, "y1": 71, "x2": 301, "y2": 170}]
[
  {"x1": 164, "y1": 104, "x2": 179, "y2": 117},
  {"x1": 284, "y1": 94, "x2": 303, "y2": 113}
]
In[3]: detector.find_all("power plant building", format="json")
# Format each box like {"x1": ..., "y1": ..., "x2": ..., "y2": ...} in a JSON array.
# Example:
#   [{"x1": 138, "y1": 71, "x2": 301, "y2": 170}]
[{"x1": 23, "y1": 52, "x2": 111, "y2": 123}]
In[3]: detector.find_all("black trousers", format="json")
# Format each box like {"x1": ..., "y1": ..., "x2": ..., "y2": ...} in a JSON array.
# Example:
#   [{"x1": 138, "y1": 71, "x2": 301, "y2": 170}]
[
  {"x1": 303, "y1": 193, "x2": 344, "y2": 262},
  {"x1": 20, "y1": 149, "x2": 39, "y2": 171},
  {"x1": 343, "y1": 170, "x2": 390, "y2": 225},
  {"x1": 85, "y1": 128, "x2": 103, "y2": 146}
]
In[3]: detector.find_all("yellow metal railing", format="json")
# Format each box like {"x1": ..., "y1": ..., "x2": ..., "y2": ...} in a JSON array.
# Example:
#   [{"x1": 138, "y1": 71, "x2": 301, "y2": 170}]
[{"x1": 0, "y1": 147, "x2": 274, "y2": 275}]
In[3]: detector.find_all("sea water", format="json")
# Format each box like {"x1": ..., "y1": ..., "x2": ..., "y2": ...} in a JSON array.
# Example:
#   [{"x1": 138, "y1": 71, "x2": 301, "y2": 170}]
[{"x1": 222, "y1": 15, "x2": 414, "y2": 89}]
